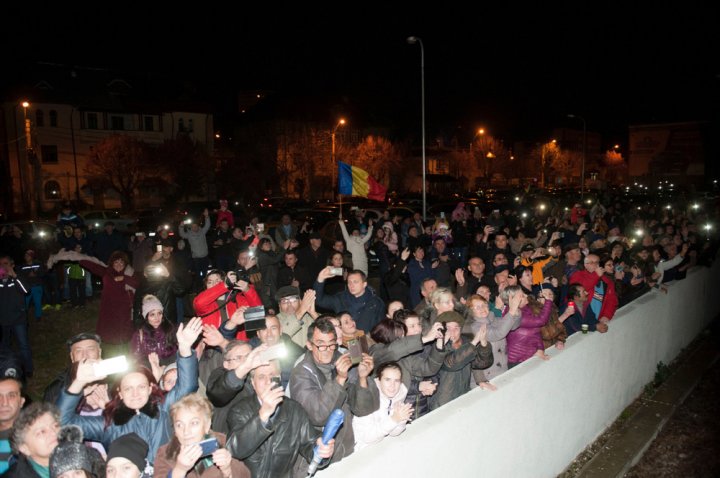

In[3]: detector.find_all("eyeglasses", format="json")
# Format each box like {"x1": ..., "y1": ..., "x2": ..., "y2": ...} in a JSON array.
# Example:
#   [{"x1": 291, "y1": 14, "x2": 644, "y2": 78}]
[
  {"x1": 223, "y1": 354, "x2": 249, "y2": 364},
  {"x1": 311, "y1": 342, "x2": 338, "y2": 351},
  {"x1": 585, "y1": 260, "x2": 599, "y2": 265},
  {"x1": 280, "y1": 297, "x2": 299, "y2": 304}
]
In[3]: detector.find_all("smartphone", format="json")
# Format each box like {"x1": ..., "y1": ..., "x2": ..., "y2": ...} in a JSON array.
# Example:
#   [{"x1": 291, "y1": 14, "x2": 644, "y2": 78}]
[
  {"x1": 197, "y1": 437, "x2": 219, "y2": 457},
  {"x1": 270, "y1": 376, "x2": 282, "y2": 389},
  {"x1": 615, "y1": 265, "x2": 624, "y2": 273},
  {"x1": 558, "y1": 232, "x2": 565, "y2": 238},
  {"x1": 135, "y1": 232, "x2": 144, "y2": 237},
  {"x1": 261, "y1": 343, "x2": 288, "y2": 362},
  {"x1": 257, "y1": 223, "x2": 265, "y2": 233},
  {"x1": 93, "y1": 356, "x2": 128, "y2": 377},
  {"x1": 439, "y1": 321, "x2": 447, "y2": 335},
  {"x1": 329, "y1": 267, "x2": 343, "y2": 276},
  {"x1": 347, "y1": 338, "x2": 363, "y2": 365},
  {"x1": 156, "y1": 244, "x2": 162, "y2": 252}
]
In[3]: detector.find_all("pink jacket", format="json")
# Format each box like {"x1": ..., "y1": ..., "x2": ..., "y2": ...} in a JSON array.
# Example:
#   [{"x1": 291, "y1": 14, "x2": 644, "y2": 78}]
[{"x1": 506, "y1": 300, "x2": 552, "y2": 364}]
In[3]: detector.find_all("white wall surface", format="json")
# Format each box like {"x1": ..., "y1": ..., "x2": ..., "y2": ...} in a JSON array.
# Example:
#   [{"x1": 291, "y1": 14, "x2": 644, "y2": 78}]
[{"x1": 318, "y1": 262, "x2": 720, "y2": 478}]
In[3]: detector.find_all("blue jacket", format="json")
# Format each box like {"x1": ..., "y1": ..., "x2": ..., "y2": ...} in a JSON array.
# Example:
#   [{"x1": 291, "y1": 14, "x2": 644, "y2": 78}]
[
  {"x1": 314, "y1": 281, "x2": 384, "y2": 333},
  {"x1": 56, "y1": 352, "x2": 198, "y2": 464}
]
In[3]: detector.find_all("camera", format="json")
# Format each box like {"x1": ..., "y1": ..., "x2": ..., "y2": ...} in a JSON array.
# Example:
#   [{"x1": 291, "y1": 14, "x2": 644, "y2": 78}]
[
  {"x1": 329, "y1": 267, "x2": 343, "y2": 276},
  {"x1": 558, "y1": 232, "x2": 565, "y2": 238},
  {"x1": 270, "y1": 376, "x2": 282, "y2": 389},
  {"x1": 257, "y1": 223, "x2": 265, "y2": 233},
  {"x1": 234, "y1": 269, "x2": 251, "y2": 283}
]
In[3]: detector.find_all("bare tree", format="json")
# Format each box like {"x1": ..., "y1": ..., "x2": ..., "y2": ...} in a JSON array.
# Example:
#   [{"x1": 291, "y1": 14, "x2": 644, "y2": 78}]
[{"x1": 85, "y1": 135, "x2": 154, "y2": 211}]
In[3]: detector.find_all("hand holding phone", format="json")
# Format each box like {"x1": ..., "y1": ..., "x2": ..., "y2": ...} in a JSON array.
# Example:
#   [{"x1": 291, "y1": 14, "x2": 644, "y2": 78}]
[{"x1": 92, "y1": 356, "x2": 128, "y2": 378}]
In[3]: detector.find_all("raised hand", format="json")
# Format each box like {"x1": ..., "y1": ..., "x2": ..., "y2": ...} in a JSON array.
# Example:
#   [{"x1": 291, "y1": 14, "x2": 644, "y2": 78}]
[
  {"x1": 258, "y1": 385, "x2": 284, "y2": 422},
  {"x1": 391, "y1": 402, "x2": 414, "y2": 423},
  {"x1": 454, "y1": 268, "x2": 465, "y2": 286},
  {"x1": 422, "y1": 322, "x2": 444, "y2": 344},
  {"x1": 177, "y1": 317, "x2": 203, "y2": 356}
]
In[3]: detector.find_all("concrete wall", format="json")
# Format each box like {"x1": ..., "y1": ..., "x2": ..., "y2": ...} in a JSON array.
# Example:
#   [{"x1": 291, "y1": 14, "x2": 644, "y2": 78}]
[{"x1": 319, "y1": 262, "x2": 720, "y2": 478}]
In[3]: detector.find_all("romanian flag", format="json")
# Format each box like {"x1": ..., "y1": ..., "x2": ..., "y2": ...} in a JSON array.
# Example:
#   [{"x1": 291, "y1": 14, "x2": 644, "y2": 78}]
[{"x1": 338, "y1": 161, "x2": 387, "y2": 201}]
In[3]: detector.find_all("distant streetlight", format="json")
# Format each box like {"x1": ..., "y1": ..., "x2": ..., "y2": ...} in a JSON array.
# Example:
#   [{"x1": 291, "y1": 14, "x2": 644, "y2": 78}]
[
  {"x1": 568, "y1": 114, "x2": 587, "y2": 199},
  {"x1": 407, "y1": 35, "x2": 426, "y2": 221},
  {"x1": 331, "y1": 118, "x2": 346, "y2": 200},
  {"x1": 470, "y1": 128, "x2": 485, "y2": 152}
]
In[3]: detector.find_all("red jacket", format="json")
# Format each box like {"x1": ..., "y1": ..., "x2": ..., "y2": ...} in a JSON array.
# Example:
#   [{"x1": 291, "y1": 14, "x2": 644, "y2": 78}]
[
  {"x1": 569, "y1": 270, "x2": 618, "y2": 321},
  {"x1": 193, "y1": 282, "x2": 262, "y2": 340}
]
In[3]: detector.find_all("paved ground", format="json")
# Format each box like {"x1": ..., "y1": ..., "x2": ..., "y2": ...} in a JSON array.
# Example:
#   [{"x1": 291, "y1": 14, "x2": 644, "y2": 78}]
[{"x1": 561, "y1": 319, "x2": 720, "y2": 478}]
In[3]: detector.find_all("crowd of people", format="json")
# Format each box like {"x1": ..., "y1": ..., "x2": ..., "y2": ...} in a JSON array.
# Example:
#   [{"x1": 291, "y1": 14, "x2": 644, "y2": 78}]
[{"x1": 0, "y1": 193, "x2": 717, "y2": 478}]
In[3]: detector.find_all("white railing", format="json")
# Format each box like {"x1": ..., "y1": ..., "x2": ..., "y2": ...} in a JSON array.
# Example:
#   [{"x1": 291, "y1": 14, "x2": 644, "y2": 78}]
[{"x1": 318, "y1": 261, "x2": 720, "y2": 477}]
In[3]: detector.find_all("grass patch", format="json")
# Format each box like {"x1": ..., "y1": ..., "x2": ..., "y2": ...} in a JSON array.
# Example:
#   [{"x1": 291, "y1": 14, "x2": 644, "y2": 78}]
[{"x1": 25, "y1": 301, "x2": 99, "y2": 401}]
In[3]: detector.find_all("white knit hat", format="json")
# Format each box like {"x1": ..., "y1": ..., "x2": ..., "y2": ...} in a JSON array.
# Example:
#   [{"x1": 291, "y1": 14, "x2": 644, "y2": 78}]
[{"x1": 141, "y1": 294, "x2": 163, "y2": 318}]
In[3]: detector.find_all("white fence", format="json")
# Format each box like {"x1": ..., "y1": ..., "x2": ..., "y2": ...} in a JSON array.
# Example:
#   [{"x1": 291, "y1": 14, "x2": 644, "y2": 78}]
[{"x1": 319, "y1": 261, "x2": 720, "y2": 477}]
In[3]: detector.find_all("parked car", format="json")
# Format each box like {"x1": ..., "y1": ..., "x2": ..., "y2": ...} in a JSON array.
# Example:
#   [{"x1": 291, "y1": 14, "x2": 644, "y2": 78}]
[{"x1": 83, "y1": 210, "x2": 138, "y2": 232}]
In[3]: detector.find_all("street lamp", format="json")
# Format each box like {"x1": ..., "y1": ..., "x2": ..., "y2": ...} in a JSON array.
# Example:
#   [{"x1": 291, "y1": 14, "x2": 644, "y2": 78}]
[
  {"x1": 407, "y1": 35, "x2": 426, "y2": 221},
  {"x1": 568, "y1": 114, "x2": 587, "y2": 199},
  {"x1": 331, "y1": 118, "x2": 346, "y2": 201}
]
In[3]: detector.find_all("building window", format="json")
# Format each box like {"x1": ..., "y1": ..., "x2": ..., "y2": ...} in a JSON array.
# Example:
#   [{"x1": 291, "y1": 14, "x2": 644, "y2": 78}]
[
  {"x1": 86, "y1": 113, "x2": 98, "y2": 129},
  {"x1": 49, "y1": 110, "x2": 58, "y2": 127},
  {"x1": 111, "y1": 116, "x2": 125, "y2": 130},
  {"x1": 144, "y1": 116, "x2": 154, "y2": 131},
  {"x1": 187, "y1": 119, "x2": 194, "y2": 133},
  {"x1": 40, "y1": 145, "x2": 58, "y2": 164},
  {"x1": 44, "y1": 180, "x2": 61, "y2": 200},
  {"x1": 178, "y1": 118, "x2": 185, "y2": 132},
  {"x1": 36, "y1": 110, "x2": 44, "y2": 127}
]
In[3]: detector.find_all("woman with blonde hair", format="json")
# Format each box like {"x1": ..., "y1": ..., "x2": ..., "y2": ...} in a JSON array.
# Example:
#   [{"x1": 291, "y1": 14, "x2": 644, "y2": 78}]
[{"x1": 153, "y1": 393, "x2": 250, "y2": 478}]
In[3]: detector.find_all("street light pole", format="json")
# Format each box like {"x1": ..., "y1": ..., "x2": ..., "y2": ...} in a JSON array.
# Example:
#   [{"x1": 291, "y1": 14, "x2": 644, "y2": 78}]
[
  {"x1": 331, "y1": 118, "x2": 346, "y2": 202},
  {"x1": 568, "y1": 114, "x2": 587, "y2": 200},
  {"x1": 407, "y1": 36, "x2": 426, "y2": 221}
]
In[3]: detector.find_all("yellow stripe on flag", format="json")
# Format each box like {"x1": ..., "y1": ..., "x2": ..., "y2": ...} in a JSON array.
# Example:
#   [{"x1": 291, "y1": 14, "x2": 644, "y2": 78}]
[{"x1": 351, "y1": 166, "x2": 370, "y2": 197}]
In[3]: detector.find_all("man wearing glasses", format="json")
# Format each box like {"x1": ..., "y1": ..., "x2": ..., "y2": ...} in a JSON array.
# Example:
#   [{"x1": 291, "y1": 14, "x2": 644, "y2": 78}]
[
  {"x1": 275, "y1": 286, "x2": 319, "y2": 348},
  {"x1": 288, "y1": 318, "x2": 378, "y2": 463}
]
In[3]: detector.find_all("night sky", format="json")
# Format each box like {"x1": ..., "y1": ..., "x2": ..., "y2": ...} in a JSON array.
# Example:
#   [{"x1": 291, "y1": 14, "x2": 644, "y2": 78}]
[{"x1": 4, "y1": 4, "x2": 718, "y2": 145}]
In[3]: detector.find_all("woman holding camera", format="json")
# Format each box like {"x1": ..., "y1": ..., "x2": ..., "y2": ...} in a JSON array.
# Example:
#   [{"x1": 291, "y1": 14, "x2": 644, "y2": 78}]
[
  {"x1": 193, "y1": 267, "x2": 263, "y2": 341},
  {"x1": 153, "y1": 393, "x2": 250, "y2": 478},
  {"x1": 57, "y1": 318, "x2": 202, "y2": 466}
]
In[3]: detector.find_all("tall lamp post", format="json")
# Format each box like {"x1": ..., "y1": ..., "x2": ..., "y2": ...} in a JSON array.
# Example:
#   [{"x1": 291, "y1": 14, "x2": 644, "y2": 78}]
[
  {"x1": 331, "y1": 118, "x2": 346, "y2": 201},
  {"x1": 407, "y1": 36, "x2": 426, "y2": 221},
  {"x1": 568, "y1": 114, "x2": 586, "y2": 199}
]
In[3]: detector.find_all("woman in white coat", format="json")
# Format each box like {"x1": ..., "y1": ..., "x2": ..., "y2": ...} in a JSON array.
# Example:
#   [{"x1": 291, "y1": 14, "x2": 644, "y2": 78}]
[{"x1": 352, "y1": 361, "x2": 412, "y2": 451}]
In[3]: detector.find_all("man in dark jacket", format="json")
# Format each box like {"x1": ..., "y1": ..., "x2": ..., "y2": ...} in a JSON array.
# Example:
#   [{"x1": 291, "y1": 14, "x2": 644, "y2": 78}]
[
  {"x1": 288, "y1": 318, "x2": 378, "y2": 463},
  {"x1": 226, "y1": 361, "x2": 334, "y2": 478},
  {"x1": 314, "y1": 268, "x2": 384, "y2": 333},
  {"x1": 0, "y1": 256, "x2": 32, "y2": 377},
  {"x1": 91, "y1": 222, "x2": 126, "y2": 264}
]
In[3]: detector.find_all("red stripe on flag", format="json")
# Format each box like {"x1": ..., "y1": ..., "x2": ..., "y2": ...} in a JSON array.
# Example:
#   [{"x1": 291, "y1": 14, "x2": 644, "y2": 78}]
[{"x1": 366, "y1": 174, "x2": 387, "y2": 201}]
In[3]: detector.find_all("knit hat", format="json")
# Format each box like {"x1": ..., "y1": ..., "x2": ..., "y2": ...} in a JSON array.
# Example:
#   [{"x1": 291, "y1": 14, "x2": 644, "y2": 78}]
[
  {"x1": 141, "y1": 295, "x2": 163, "y2": 318},
  {"x1": 107, "y1": 433, "x2": 148, "y2": 472},
  {"x1": 159, "y1": 362, "x2": 178, "y2": 390},
  {"x1": 435, "y1": 311, "x2": 465, "y2": 328},
  {"x1": 50, "y1": 426, "x2": 102, "y2": 478}
]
